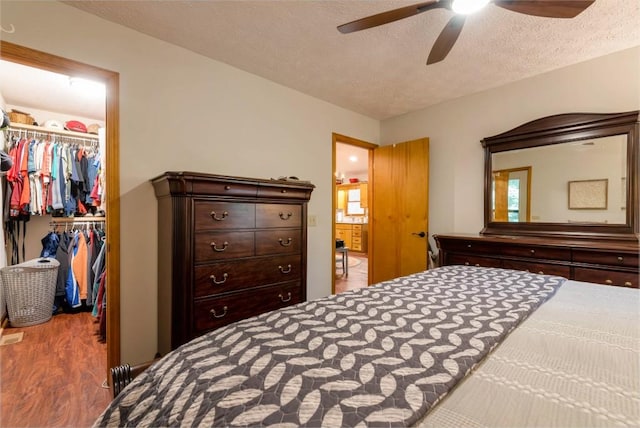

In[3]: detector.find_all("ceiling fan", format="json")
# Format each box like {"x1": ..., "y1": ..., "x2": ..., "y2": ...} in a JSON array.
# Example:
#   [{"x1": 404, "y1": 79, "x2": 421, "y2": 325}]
[{"x1": 337, "y1": 0, "x2": 595, "y2": 65}]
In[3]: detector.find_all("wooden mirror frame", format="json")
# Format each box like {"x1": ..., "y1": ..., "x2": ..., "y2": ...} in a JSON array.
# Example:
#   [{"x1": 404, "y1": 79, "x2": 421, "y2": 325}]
[{"x1": 481, "y1": 111, "x2": 639, "y2": 241}]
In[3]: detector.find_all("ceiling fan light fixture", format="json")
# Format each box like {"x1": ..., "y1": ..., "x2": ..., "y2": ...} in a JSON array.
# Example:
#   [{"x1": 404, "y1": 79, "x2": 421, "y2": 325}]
[{"x1": 451, "y1": 0, "x2": 490, "y2": 15}]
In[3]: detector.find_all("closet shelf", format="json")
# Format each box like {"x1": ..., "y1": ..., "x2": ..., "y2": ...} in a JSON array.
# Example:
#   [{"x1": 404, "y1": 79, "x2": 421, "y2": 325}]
[{"x1": 7, "y1": 122, "x2": 99, "y2": 140}]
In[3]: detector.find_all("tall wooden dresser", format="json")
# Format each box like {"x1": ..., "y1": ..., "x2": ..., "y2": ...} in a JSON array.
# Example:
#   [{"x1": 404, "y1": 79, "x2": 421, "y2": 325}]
[{"x1": 152, "y1": 172, "x2": 314, "y2": 354}]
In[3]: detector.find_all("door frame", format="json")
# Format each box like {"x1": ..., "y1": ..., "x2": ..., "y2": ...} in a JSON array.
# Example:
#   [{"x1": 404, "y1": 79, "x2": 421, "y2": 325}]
[
  {"x1": 331, "y1": 133, "x2": 377, "y2": 294},
  {"x1": 0, "y1": 41, "x2": 121, "y2": 374}
]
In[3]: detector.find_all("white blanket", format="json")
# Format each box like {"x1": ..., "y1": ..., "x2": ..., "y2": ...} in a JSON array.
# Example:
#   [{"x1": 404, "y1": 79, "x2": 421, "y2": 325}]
[{"x1": 417, "y1": 280, "x2": 640, "y2": 427}]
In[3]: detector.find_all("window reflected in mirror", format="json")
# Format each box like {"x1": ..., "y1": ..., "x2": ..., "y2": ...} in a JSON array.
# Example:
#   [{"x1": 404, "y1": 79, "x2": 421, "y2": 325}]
[
  {"x1": 491, "y1": 134, "x2": 627, "y2": 224},
  {"x1": 492, "y1": 167, "x2": 531, "y2": 222}
]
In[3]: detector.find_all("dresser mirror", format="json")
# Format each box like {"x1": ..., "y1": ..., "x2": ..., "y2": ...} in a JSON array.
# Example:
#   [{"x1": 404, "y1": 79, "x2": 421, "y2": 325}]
[{"x1": 481, "y1": 111, "x2": 639, "y2": 240}]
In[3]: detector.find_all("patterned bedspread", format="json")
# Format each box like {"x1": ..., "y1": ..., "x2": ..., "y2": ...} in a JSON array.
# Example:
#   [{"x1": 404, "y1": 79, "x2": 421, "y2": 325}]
[{"x1": 94, "y1": 266, "x2": 565, "y2": 427}]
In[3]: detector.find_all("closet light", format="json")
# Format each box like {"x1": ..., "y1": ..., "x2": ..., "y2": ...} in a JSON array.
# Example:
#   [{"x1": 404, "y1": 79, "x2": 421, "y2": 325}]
[
  {"x1": 68, "y1": 76, "x2": 105, "y2": 96},
  {"x1": 451, "y1": 0, "x2": 490, "y2": 15}
]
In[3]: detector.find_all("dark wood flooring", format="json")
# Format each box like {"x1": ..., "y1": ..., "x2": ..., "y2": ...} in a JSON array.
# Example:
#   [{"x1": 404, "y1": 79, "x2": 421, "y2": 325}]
[
  {"x1": 0, "y1": 312, "x2": 111, "y2": 427},
  {"x1": 335, "y1": 253, "x2": 368, "y2": 294}
]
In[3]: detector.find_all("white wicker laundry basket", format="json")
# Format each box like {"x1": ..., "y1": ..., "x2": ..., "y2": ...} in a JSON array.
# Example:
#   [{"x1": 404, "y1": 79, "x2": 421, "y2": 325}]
[{"x1": 1, "y1": 258, "x2": 60, "y2": 327}]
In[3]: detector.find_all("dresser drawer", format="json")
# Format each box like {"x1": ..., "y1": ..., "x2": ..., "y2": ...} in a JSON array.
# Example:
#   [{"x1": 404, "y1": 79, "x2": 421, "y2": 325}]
[
  {"x1": 256, "y1": 229, "x2": 302, "y2": 255},
  {"x1": 352, "y1": 229, "x2": 362, "y2": 238},
  {"x1": 573, "y1": 267, "x2": 638, "y2": 288},
  {"x1": 500, "y1": 245, "x2": 570, "y2": 261},
  {"x1": 502, "y1": 260, "x2": 570, "y2": 277},
  {"x1": 194, "y1": 201, "x2": 255, "y2": 230},
  {"x1": 441, "y1": 240, "x2": 499, "y2": 254},
  {"x1": 256, "y1": 204, "x2": 302, "y2": 228},
  {"x1": 446, "y1": 253, "x2": 502, "y2": 268},
  {"x1": 572, "y1": 249, "x2": 639, "y2": 268},
  {"x1": 258, "y1": 186, "x2": 311, "y2": 199},
  {"x1": 194, "y1": 255, "x2": 302, "y2": 298},
  {"x1": 193, "y1": 281, "x2": 302, "y2": 334},
  {"x1": 194, "y1": 231, "x2": 255, "y2": 262},
  {"x1": 191, "y1": 181, "x2": 257, "y2": 197}
]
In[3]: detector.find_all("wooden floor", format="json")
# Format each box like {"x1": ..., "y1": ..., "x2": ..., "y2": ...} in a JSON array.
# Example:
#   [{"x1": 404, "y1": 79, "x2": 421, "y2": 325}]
[
  {"x1": 335, "y1": 253, "x2": 368, "y2": 294},
  {"x1": 0, "y1": 312, "x2": 111, "y2": 427}
]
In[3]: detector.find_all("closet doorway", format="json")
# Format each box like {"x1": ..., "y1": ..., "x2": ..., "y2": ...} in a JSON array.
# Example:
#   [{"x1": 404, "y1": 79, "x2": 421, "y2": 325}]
[
  {"x1": 0, "y1": 42, "x2": 121, "y2": 380},
  {"x1": 332, "y1": 133, "x2": 376, "y2": 294}
]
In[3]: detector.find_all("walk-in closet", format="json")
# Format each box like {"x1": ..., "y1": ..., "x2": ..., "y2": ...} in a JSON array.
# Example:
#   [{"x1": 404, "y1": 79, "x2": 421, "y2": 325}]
[{"x1": 0, "y1": 58, "x2": 112, "y2": 427}]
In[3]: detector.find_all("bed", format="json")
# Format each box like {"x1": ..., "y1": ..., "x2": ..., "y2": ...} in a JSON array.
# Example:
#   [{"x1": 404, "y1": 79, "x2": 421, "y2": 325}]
[{"x1": 93, "y1": 266, "x2": 639, "y2": 427}]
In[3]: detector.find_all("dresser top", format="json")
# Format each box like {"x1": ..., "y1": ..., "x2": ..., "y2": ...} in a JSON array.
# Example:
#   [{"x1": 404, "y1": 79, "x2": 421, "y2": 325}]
[
  {"x1": 152, "y1": 171, "x2": 315, "y2": 199},
  {"x1": 434, "y1": 233, "x2": 639, "y2": 252}
]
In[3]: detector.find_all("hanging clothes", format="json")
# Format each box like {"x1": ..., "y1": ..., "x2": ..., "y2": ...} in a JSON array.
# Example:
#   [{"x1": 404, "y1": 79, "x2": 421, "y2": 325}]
[
  {"x1": 40, "y1": 230, "x2": 59, "y2": 258},
  {"x1": 4, "y1": 130, "x2": 103, "y2": 219},
  {"x1": 39, "y1": 223, "x2": 105, "y2": 314},
  {"x1": 54, "y1": 230, "x2": 72, "y2": 307},
  {"x1": 71, "y1": 230, "x2": 88, "y2": 300}
]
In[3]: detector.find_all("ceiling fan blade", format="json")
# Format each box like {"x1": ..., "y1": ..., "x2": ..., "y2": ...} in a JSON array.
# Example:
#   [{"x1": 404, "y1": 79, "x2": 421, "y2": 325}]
[
  {"x1": 427, "y1": 14, "x2": 465, "y2": 65},
  {"x1": 493, "y1": 0, "x2": 595, "y2": 18},
  {"x1": 337, "y1": 1, "x2": 449, "y2": 34}
]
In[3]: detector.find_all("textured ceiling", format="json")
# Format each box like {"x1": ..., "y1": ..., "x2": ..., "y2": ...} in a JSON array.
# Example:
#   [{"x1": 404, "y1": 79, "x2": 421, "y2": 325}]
[
  {"x1": 42, "y1": 1, "x2": 640, "y2": 119},
  {"x1": 63, "y1": 0, "x2": 640, "y2": 120}
]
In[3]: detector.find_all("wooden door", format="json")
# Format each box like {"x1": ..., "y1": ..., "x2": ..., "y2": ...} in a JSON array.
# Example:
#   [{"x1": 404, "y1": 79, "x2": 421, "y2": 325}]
[
  {"x1": 493, "y1": 170, "x2": 509, "y2": 221},
  {"x1": 370, "y1": 138, "x2": 429, "y2": 283}
]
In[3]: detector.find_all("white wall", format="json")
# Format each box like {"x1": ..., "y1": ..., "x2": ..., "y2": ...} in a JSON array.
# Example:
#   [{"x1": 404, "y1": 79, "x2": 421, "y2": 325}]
[
  {"x1": 381, "y1": 46, "x2": 640, "y2": 239},
  {"x1": 1, "y1": 0, "x2": 379, "y2": 364}
]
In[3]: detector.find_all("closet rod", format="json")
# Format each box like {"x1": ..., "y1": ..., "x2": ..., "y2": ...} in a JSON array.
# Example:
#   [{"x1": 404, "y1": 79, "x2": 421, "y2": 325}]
[
  {"x1": 49, "y1": 217, "x2": 105, "y2": 225},
  {"x1": 7, "y1": 128, "x2": 97, "y2": 145},
  {"x1": 6, "y1": 122, "x2": 99, "y2": 142}
]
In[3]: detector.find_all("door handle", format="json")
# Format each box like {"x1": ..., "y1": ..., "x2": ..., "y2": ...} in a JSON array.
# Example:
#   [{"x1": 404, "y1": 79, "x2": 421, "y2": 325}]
[{"x1": 412, "y1": 231, "x2": 426, "y2": 238}]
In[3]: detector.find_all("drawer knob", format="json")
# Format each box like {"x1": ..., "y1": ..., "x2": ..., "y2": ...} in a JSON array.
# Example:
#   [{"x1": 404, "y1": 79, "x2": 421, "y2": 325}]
[
  {"x1": 279, "y1": 292, "x2": 292, "y2": 303},
  {"x1": 278, "y1": 237, "x2": 293, "y2": 247},
  {"x1": 605, "y1": 279, "x2": 613, "y2": 285},
  {"x1": 224, "y1": 186, "x2": 231, "y2": 190},
  {"x1": 281, "y1": 189, "x2": 287, "y2": 193},
  {"x1": 210, "y1": 211, "x2": 229, "y2": 221},
  {"x1": 210, "y1": 241, "x2": 229, "y2": 252},
  {"x1": 279, "y1": 212, "x2": 293, "y2": 220},
  {"x1": 624, "y1": 281, "x2": 633, "y2": 287},
  {"x1": 210, "y1": 306, "x2": 228, "y2": 318},
  {"x1": 210, "y1": 273, "x2": 228, "y2": 285},
  {"x1": 467, "y1": 244, "x2": 472, "y2": 248},
  {"x1": 279, "y1": 264, "x2": 292, "y2": 274},
  {"x1": 617, "y1": 256, "x2": 624, "y2": 263},
  {"x1": 530, "y1": 249, "x2": 536, "y2": 254}
]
